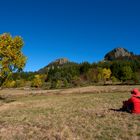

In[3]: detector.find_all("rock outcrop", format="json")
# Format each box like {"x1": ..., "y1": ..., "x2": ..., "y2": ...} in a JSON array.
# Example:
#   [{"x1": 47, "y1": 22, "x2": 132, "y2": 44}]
[
  {"x1": 48, "y1": 58, "x2": 69, "y2": 66},
  {"x1": 38, "y1": 58, "x2": 70, "y2": 73},
  {"x1": 104, "y1": 48, "x2": 132, "y2": 61}
]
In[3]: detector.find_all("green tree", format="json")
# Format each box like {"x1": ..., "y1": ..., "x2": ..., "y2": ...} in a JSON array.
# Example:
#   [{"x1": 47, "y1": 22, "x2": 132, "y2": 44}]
[
  {"x1": 86, "y1": 68, "x2": 98, "y2": 82},
  {"x1": 97, "y1": 73, "x2": 102, "y2": 82},
  {"x1": 80, "y1": 62, "x2": 91, "y2": 74},
  {"x1": 120, "y1": 66, "x2": 133, "y2": 81},
  {"x1": 97, "y1": 67, "x2": 103, "y2": 82},
  {"x1": 0, "y1": 33, "x2": 27, "y2": 86}
]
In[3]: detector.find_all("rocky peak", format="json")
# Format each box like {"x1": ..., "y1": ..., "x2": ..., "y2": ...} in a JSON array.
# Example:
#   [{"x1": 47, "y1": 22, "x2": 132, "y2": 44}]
[
  {"x1": 104, "y1": 47, "x2": 132, "y2": 61},
  {"x1": 55, "y1": 58, "x2": 69, "y2": 65},
  {"x1": 48, "y1": 58, "x2": 69, "y2": 66},
  {"x1": 114, "y1": 48, "x2": 131, "y2": 58},
  {"x1": 38, "y1": 58, "x2": 70, "y2": 73}
]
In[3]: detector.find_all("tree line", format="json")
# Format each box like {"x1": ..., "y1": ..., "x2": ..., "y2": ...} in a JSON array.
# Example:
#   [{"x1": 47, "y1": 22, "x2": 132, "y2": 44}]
[
  {"x1": 0, "y1": 33, "x2": 140, "y2": 88},
  {"x1": 7, "y1": 59, "x2": 140, "y2": 89}
]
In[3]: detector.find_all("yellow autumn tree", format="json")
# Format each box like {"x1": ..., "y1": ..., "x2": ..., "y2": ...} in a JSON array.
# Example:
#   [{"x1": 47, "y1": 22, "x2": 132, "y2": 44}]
[
  {"x1": 31, "y1": 75, "x2": 43, "y2": 88},
  {"x1": 102, "y1": 68, "x2": 112, "y2": 84},
  {"x1": 0, "y1": 33, "x2": 27, "y2": 86}
]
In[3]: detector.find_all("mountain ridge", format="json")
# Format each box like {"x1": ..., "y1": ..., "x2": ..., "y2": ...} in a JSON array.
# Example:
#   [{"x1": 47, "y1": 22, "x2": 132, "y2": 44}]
[
  {"x1": 38, "y1": 58, "x2": 78, "y2": 73},
  {"x1": 104, "y1": 47, "x2": 134, "y2": 61},
  {"x1": 38, "y1": 47, "x2": 140, "y2": 73}
]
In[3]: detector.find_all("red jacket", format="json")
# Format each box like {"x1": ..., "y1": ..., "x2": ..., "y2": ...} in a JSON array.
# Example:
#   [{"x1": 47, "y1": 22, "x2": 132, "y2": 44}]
[{"x1": 127, "y1": 89, "x2": 140, "y2": 114}]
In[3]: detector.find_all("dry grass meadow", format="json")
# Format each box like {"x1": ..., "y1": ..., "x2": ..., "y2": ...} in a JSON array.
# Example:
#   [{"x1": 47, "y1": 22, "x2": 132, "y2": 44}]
[{"x1": 0, "y1": 85, "x2": 140, "y2": 140}]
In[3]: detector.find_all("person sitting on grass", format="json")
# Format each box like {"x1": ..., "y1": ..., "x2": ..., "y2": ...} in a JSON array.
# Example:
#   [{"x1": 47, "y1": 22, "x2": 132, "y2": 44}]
[{"x1": 121, "y1": 88, "x2": 140, "y2": 114}]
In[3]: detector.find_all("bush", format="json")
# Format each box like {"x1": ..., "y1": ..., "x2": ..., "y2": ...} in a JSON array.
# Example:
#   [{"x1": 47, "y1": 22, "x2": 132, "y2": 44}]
[
  {"x1": 31, "y1": 75, "x2": 43, "y2": 88},
  {"x1": 63, "y1": 79, "x2": 69, "y2": 88},
  {"x1": 15, "y1": 79, "x2": 26, "y2": 87},
  {"x1": 3, "y1": 80, "x2": 16, "y2": 88},
  {"x1": 111, "y1": 76, "x2": 119, "y2": 83}
]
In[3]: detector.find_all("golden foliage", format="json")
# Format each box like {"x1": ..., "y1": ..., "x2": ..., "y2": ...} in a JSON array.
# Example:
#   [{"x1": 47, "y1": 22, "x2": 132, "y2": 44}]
[
  {"x1": 31, "y1": 75, "x2": 43, "y2": 88},
  {"x1": 0, "y1": 33, "x2": 27, "y2": 86},
  {"x1": 102, "y1": 68, "x2": 112, "y2": 80}
]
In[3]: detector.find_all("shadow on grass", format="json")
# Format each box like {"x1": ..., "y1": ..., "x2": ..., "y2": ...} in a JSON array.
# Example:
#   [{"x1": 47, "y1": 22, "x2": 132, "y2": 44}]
[
  {"x1": 109, "y1": 108, "x2": 123, "y2": 112},
  {"x1": 109, "y1": 108, "x2": 131, "y2": 113}
]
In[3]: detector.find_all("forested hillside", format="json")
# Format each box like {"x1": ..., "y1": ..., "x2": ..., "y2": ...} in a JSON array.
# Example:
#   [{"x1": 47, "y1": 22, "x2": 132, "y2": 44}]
[{"x1": 6, "y1": 48, "x2": 140, "y2": 89}]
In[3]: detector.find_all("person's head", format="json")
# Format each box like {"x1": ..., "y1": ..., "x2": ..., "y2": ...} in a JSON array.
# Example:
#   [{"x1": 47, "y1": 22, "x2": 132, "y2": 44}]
[{"x1": 131, "y1": 88, "x2": 139, "y2": 95}]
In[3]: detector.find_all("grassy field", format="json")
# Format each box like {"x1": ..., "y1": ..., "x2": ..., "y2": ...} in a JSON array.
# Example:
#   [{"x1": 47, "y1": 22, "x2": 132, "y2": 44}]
[{"x1": 0, "y1": 91, "x2": 140, "y2": 140}]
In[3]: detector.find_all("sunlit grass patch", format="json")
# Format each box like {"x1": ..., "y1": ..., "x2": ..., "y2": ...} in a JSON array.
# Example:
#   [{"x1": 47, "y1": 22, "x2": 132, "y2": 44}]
[{"x1": 0, "y1": 92, "x2": 140, "y2": 140}]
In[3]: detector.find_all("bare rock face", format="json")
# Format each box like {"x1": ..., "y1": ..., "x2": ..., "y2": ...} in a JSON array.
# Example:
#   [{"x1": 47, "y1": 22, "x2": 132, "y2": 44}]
[
  {"x1": 104, "y1": 48, "x2": 132, "y2": 60},
  {"x1": 38, "y1": 58, "x2": 71, "y2": 73},
  {"x1": 49, "y1": 58, "x2": 69, "y2": 66},
  {"x1": 114, "y1": 48, "x2": 131, "y2": 58}
]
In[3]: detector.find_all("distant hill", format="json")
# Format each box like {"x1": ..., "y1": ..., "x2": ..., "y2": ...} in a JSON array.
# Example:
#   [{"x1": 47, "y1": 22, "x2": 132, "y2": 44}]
[
  {"x1": 38, "y1": 48, "x2": 140, "y2": 74},
  {"x1": 104, "y1": 47, "x2": 134, "y2": 61},
  {"x1": 38, "y1": 58, "x2": 78, "y2": 73},
  {"x1": 48, "y1": 58, "x2": 69, "y2": 66}
]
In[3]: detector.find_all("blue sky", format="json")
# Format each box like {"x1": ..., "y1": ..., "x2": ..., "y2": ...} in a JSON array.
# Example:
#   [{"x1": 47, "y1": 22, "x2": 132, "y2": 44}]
[{"x1": 0, "y1": 0, "x2": 140, "y2": 71}]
